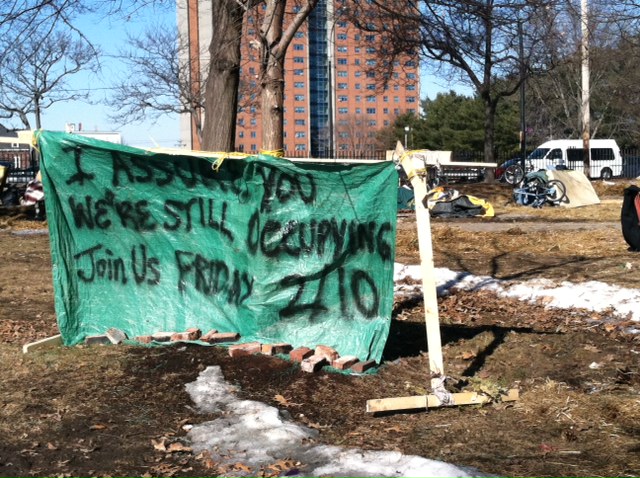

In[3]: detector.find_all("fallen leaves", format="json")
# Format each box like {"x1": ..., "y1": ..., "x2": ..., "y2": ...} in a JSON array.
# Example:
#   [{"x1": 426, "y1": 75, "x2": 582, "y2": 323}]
[{"x1": 151, "y1": 437, "x2": 192, "y2": 454}]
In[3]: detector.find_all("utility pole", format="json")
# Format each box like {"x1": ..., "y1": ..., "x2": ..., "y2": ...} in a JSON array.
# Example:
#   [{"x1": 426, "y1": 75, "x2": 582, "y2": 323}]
[
  {"x1": 581, "y1": 0, "x2": 591, "y2": 177},
  {"x1": 518, "y1": 18, "x2": 526, "y2": 170}
]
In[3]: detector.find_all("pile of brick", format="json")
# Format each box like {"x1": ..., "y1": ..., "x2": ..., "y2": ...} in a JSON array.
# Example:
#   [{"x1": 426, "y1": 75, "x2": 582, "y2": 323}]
[{"x1": 84, "y1": 327, "x2": 377, "y2": 374}]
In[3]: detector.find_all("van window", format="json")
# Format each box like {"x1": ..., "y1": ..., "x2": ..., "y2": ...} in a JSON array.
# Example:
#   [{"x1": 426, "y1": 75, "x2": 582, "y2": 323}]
[
  {"x1": 548, "y1": 149, "x2": 563, "y2": 160},
  {"x1": 529, "y1": 148, "x2": 549, "y2": 159},
  {"x1": 591, "y1": 148, "x2": 614, "y2": 161},
  {"x1": 567, "y1": 148, "x2": 583, "y2": 163},
  {"x1": 567, "y1": 148, "x2": 615, "y2": 162}
]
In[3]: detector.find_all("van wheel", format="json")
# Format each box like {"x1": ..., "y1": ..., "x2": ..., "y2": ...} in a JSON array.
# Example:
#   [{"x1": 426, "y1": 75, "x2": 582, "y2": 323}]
[{"x1": 601, "y1": 167, "x2": 613, "y2": 180}]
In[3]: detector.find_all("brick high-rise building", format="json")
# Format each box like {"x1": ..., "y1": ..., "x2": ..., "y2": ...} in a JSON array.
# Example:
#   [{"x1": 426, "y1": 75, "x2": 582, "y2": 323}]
[{"x1": 178, "y1": 0, "x2": 419, "y2": 156}]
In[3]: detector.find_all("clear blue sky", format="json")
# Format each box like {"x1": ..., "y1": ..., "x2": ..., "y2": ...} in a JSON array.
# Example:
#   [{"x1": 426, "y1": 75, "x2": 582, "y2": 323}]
[{"x1": 40, "y1": 3, "x2": 470, "y2": 150}]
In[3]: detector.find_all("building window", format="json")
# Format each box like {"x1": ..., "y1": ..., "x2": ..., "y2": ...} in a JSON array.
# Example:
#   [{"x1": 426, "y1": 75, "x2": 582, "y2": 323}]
[
  {"x1": 366, "y1": 84, "x2": 376, "y2": 90},
  {"x1": 251, "y1": 144, "x2": 257, "y2": 151},
  {"x1": 294, "y1": 82, "x2": 304, "y2": 88},
  {"x1": 407, "y1": 84, "x2": 416, "y2": 91},
  {"x1": 366, "y1": 71, "x2": 375, "y2": 78},
  {"x1": 295, "y1": 32, "x2": 304, "y2": 38},
  {"x1": 355, "y1": 83, "x2": 361, "y2": 89},
  {"x1": 293, "y1": 44, "x2": 304, "y2": 51},
  {"x1": 354, "y1": 71, "x2": 362, "y2": 77},
  {"x1": 295, "y1": 131, "x2": 306, "y2": 138},
  {"x1": 383, "y1": 107, "x2": 389, "y2": 114},
  {"x1": 337, "y1": 21, "x2": 347, "y2": 28},
  {"x1": 406, "y1": 96, "x2": 416, "y2": 103},
  {"x1": 337, "y1": 82, "x2": 348, "y2": 89},
  {"x1": 355, "y1": 95, "x2": 361, "y2": 101},
  {"x1": 366, "y1": 47, "x2": 376, "y2": 54},
  {"x1": 339, "y1": 132, "x2": 349, "y2": 138},
  {"x1": 383, "y1": 96, "x2": 388, "y2": 102},
  {"x1": 337, "y1": 71, "x2": 348, "y2": 77},
  {"x1": 355, "y1": 107, "x2": 361, "y2": 114},
  {"x1": 338, "y1": 95, "x2": 348, "y2": 102},
  {"x1": 337, "y1": 46, "x2": 348, "y2": 53},
  {"x1": 407, "y1": 108, "x2": 416, "y2": 114},
  {"x1": 338, "y1": 107, "x2": 348, "y2": 114},
  {"x1": 366, "y1": 95, "x2": 375, "y2": 102},
  {"x1": 366, "y1": 59, "x2": 376, "y2": 66},
  {"x1": 354, "y1": 59, "x2": 360, "y2": 65},
  {"x1": 250, "y1": 118, "x2": 257, "y2": 126},
  {"x1": 239, "y1": 131, "x2": 244, "y2": 138},
  {"x1": 366, "y1": 34, "x2": 376, "y2": 42},
  {"x1": 366, "y1": 107, "x2": 376, "y2": 114},
  {"x1": 294, "y1": 106, "x2": 305, "y2": 113},
  {"x1": 394, "y1": 96, "x2": 400, "y2": 102},
  {"x1": 337, "y1": 58, "x2": 348, "y2": 65},
  {"x1": 394, "y1": 108, "x2": 400, "y2": 115},
  {"x1": 393, "y1": 84, "x2": 399, "y2": 91},
  {"x1": 337, "y1": 33, "x2": 347, "y2": 40},
  {"x1": 294, "y1": 69, "x2": 304, "y2": 75},
  {"x1": 295, "y1": 144, "x2": 306, "y2": 151},
  {"x1": 294, "y1": 57, "x2": 304, "y2": 63},
  {"x1": 250, "y1": 131, "x2": 256, "y2": 138},
  {"x1": 354, "y1": 47, "x2": 361, "y2": 53},
  {"x1": 383, "y1": 120, "x2": 389, "y2": 126},
  {"x1": 295, "y1": 119, "x2": 305, "y2": 125},
  {"x1": 368, "y1": 120, "x2": 377, "y2": 126},
  {"x1": 405, "y1": 60, "x2": 416, "y2": 67},
  {"x1": 294, "y1": 95, "x2": 305, "y2": 101},
  {"x1": 407, "y1": 73, "x2": 417, "y2": 79}
]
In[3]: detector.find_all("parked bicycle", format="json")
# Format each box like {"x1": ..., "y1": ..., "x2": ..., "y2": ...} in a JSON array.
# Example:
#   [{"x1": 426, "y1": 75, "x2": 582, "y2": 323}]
[{"x1": 513, "y1": 171, "x2": 567, "y2": 208}]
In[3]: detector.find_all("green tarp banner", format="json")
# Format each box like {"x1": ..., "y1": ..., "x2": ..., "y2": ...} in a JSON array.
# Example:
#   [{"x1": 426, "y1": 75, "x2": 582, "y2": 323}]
[{"x1": 38, "y1": 132, "x2": 398, "y2": 362}]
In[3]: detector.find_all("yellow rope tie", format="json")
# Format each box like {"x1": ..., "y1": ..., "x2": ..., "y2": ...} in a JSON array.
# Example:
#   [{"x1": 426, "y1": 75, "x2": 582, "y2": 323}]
[
  {"x1": 211, "y1": 154, "x2": 227, "y2": 172},
  {"x1": 259, "y1": 148, "x2": 285, "y2": 158},
  {"x1": 31, "y1": 129, "x2": 42, "y2": 153}
]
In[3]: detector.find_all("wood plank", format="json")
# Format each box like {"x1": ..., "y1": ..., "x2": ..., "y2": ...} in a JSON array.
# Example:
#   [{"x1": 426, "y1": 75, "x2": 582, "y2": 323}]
[
  {"x1": 397, "y1": 143, "x2": 444, "y2": 385},
  {"x1": 22, "y1": 334, "x2": 62, "y2": 354},
  {"x1": 366, "y1": 389, "x2": 519, "y2": 413}
]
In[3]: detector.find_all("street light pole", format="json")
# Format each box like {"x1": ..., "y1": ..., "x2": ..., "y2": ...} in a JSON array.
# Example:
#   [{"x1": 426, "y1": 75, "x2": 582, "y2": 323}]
[{"x1": 404, "y1": 126, "x2": 410, "y2": 149}]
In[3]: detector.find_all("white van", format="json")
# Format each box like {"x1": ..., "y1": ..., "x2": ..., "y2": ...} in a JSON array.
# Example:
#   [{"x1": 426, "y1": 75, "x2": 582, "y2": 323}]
[{"x1": 527, "y1": 139, "x2": 622, "y2": 180}]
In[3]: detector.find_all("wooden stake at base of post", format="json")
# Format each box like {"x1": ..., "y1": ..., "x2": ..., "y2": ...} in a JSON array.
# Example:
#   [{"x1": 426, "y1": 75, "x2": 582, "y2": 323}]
[{"x1": 366, "y1": 143, "x2": 519, "y2": 413}]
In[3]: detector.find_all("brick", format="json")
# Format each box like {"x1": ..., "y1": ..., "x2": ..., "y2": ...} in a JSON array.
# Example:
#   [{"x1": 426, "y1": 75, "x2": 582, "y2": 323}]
[
  {"x1": 202, "y1": 332, "x2": 240, "y2": 344},
  {"x1": 290, "y1": 346, "x2": 313, "y2": 362},
  {"x1": 185, "y1": 328, "x2": 202, "y2": 340},
  {"x1": 301, "y1": 355, "x2": 327, "y2": 373},
  {"x1": 106, "y1": 328, "x2": 128, "y2": 345},
  {"x1": 261, "y1": 343, "x2": 293, "y2": 356},
  {"x1": 171, "y1": 328, "x2": 202, "y2": 342},
  {"x1": 135, "y1": 335, "x2": 154, "y2": 344},
  {"x1": 314, "y1": 344, "x2": 339, "y2": 362},
  {"x1": 351, "y1": 359, "x2": 377, "y2": 373},
  {"x1": 84, "y1": 335, "x2": 111, "y2": 346},
  {"x1": 228, "y1": 341, "x2": 261, "y2": 357},
  {"x1": 152, "y1": 332, "x2": 175, "y2": 342},
  {"x1": 332, "y1": 355, "x2": 359, "y2": 371},
  {"x1": 200, "y1": 329, "x2": 219, "y2": 342}
]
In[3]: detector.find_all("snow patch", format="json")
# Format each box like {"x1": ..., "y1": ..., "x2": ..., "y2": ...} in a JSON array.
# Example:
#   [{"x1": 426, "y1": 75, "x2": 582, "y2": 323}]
[{"x1": 187, "y1": 365, "x2": 488, "y2": 477}]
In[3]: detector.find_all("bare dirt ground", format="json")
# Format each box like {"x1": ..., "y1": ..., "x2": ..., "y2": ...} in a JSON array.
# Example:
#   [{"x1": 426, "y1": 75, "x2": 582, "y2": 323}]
[{"x1": 1, "y1": 179, "x2": 640, "y2": 477}]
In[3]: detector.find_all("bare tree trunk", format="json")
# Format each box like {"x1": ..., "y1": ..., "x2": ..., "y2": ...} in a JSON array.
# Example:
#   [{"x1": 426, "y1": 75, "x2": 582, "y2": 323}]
[
  {"x1": 260, "y1": 0, "x2": 286, "y2": 153},
  {"x1": 483, "y1": 98, "x2": 496, "y2": 182},
  {"x1": 202, "y1": 0, "x2": 244, "y2": 152},
  {"x1": 34, "y1": 94, "x2": 42, "y2": 129}
]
